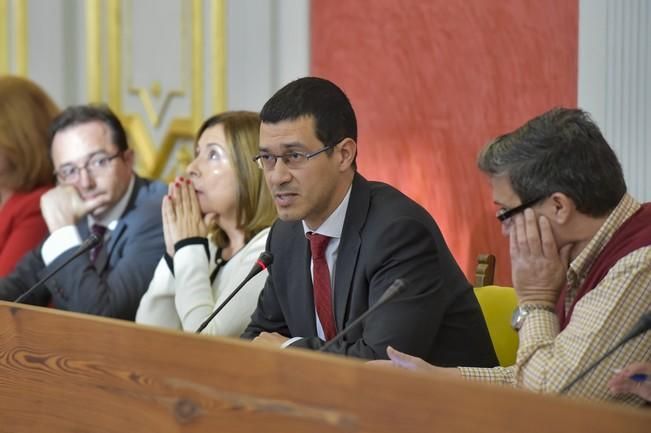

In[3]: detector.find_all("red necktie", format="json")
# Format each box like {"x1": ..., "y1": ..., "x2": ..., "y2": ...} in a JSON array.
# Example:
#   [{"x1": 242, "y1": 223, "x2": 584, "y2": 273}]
[
  {"x1": 90, "y1": 224, "x2": 107, "y2": 263},
  {"x1": 307, "y1": 232, "x2": 337, "y2": 340}
]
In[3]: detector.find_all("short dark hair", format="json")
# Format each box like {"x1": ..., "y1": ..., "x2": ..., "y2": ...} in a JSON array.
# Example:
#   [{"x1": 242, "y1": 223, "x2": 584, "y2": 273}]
[
  {"x1": 260, "y1": 77, "x2": 357, "y2": 166},
  {"x1": 478, "y1": 107, "x2": 626, "y2": 217},
  {"x1": 49, "y1": 104, "x2": 129, "y2": 152}
]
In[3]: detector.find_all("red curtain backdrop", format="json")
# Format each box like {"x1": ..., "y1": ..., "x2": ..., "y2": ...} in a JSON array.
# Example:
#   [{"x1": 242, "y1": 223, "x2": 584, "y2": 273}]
[{"x1": 311, "y1": 0, "x2": 578, "y2": 285}]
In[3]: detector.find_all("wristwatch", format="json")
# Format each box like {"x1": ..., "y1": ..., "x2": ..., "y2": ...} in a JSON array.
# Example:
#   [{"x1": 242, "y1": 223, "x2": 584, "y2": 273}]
[{"x1": 511, "y1": 304, "x2": 555, "y2": 331}]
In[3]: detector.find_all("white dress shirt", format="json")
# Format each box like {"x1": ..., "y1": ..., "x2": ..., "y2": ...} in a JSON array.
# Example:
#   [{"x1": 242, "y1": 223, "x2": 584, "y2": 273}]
[{"x1": 282, "y1": 185, "x2": 352, "y2": 347}]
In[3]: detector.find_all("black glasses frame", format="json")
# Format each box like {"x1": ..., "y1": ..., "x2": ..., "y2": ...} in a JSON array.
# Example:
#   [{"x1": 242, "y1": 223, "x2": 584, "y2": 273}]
[
  {"x1": 496, "y1": 196, "x2": 547, "y2": 222},
  {"x1": 252, "y1": 138, "x2": 344, "y2": 170},
  {"x1": 54, "y1": 151, "x2": 122, "y2": 182}
]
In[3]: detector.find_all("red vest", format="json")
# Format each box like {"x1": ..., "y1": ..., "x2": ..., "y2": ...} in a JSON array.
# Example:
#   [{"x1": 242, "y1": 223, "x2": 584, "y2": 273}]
[{"x1": 556, "y1": 203, "x2": 651, "y2": 330}]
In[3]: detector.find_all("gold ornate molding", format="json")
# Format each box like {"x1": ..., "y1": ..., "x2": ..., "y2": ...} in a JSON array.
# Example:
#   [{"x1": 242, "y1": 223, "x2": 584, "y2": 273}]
[
  {"x1": 124, "y1": 1, "x2": 187, "y2": 131},
  {"x1": 0, "y1": 0, "x2": 8, "y2": 74},
  {"x1": 191, "y1": 0, "x2": 203, "y2": 132},
  {"x1": 107, "y1": 0, "x2": 121, "y2": 109},
  {"x1": 14, "y1": 0, "x2": 27, "y2": 75},
  {"x1": 127, "y1": 83, "x2": 184, "y2": 128},
  {"x1": 123, "y1": 115, "x2": 192, "y2": 176},
  {"x1": 0, "y1": 0, "x2": 28, "y2": 75},
  {"x1": 212, "y1": 0, "x2": 226, "y2": 113},
  {"x1": 86, "y1": 0, "x2": 102, "y2": 101},
  {"x1": 85, "y1": 0, "x2": 227, "y2": 180}
]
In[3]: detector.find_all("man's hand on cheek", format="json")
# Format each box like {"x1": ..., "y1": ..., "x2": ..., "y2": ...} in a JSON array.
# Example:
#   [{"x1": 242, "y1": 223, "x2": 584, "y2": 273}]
[
  {"x1": 510, "y1": 209, "x2": 571, "y2": 306},
  {"x1": 41, "y1": 185, "x2": 94, "y2": 231}
]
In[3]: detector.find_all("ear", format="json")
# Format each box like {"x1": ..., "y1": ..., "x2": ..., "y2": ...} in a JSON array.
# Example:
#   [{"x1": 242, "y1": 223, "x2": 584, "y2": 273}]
[
  {"x1": 547, "y1": 192, "x2": 574, "y2": 224},
  {"x1": 122, "y1": 149, "x2": 135, "y2": 168},
  {"x1": 337, "y1": 138, "x2": 357, "y2": 172}
]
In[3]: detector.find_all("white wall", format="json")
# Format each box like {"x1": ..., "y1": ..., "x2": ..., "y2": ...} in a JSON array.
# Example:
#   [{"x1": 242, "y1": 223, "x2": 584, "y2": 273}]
[
  {"x1": 226, "y1": 0, "x2": 310, "y2": 111},
  {"x1": 579, "y1": 0, "x2": 651, "y2": 201}
]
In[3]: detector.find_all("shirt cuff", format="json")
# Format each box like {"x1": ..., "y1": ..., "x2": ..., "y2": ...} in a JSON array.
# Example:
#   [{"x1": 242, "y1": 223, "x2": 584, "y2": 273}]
[
  {"x1": 174, "y1": 237, "x2": 209, "y2": 258},
  {"x1": 281, "y1": 336, "x2": 303, "y2": 348},
  {"x1": 458, "y1": 366, "x2": 515, "y2": 385},
  {"x1": 41, "y1": 225, "x2": 82, "y2": 265},
  {"x1": 519, "y1": 309, "x2": 559, "y2": 344}
]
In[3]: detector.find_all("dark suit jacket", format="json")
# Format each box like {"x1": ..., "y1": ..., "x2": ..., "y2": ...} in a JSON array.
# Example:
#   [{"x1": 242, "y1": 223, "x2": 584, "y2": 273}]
[
  {"x1": 0, "y1": 175, "x2": 166, "y2": 320},
  {"x1": 242, "y1": 174, "x2": 498, "y2": 367}
]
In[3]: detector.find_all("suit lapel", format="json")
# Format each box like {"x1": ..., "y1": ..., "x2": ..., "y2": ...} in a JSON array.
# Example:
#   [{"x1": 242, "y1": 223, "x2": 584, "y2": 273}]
[
  {"x1": 96, "y1": 176, "x2": 143, "y2": 273},
  {"x1": 333, "y1": 174, "x2": 369, "y2": 330}
]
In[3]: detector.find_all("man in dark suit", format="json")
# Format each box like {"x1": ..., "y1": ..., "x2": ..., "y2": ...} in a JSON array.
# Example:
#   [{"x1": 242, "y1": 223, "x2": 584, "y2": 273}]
[
  {"x1": 0, "y1": 105, "x2": 166, "y2": 320},
  {"x1": 242, "y1": 77, "x2": 497, "y2": 366}
]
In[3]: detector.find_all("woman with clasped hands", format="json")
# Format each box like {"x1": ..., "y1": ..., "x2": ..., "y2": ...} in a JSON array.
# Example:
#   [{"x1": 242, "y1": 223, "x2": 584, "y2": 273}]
[{"x1": 136, "y1": 112, "x2": 276, "y2": 336}]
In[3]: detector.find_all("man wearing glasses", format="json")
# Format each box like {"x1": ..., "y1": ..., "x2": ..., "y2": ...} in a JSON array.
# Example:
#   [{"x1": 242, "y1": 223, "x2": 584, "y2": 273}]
[
  {"x1": 375, "y1": 108, "x2": 650, "y2": 407},
  {"x1": 241, "y1": 77, "x2": 498, "y2": 367},
  {"x1": 0, "y1": 105, "x2": 166, "y2": 320}
]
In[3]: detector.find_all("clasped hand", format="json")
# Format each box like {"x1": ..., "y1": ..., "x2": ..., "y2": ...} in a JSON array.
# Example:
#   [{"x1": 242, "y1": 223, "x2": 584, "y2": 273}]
[
  {"x1": 162, "y1": 177, "x2": 215, "y2": 257},
  {"x1": 510, "y1": 209, "x2": 572, "y2": 306}
]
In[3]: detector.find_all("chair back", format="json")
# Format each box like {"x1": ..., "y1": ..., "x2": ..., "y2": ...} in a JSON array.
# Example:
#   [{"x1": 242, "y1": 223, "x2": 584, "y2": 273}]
[
  {"x1": 475, "y1": 254, "x2": 496, "y2": 286},
  {"x1": 473, "y1": 285, "x2": 519, "y2": 367}
]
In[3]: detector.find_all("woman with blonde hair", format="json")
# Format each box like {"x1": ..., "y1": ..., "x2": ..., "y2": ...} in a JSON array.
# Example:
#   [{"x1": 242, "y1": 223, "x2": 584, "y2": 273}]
[
  {"x1": 0, "y1": 76, "x2": 59, "y2": 275},
  {"x1": 136, "y1": 111, "x2": 276, "y2": 336}
]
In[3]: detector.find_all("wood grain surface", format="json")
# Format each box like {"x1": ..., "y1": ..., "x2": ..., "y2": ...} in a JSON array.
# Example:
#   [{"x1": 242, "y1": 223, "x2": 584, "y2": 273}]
[{"x1": 1, "y1": 302, "x2": 648, "y2": 432}]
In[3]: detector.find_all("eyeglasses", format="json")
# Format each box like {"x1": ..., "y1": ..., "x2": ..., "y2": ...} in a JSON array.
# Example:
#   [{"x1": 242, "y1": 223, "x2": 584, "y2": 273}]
[
  {"x1": 496, "y1": 196, "x2": 547, "y2": 222},
  {"x1": 252, "y1": 142, "x2": 340, "y2": 170},
  {"x1": 54, "y1": 152, "x2": 122, "y2": 182}
]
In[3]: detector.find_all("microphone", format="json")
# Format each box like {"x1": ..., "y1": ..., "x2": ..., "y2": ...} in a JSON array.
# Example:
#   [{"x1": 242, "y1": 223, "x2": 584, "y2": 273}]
[
  {"x1": 319, "y1": 278, "x2": 407, "y2": 352},
  {"x1": 559, "y1": 311, "x2": 651, "y2": 394},
  {"x1": 14, "y1": 233, "x2": 102, "y2": 304},
  {"x1": 195, "y1": 251, "x2": 273, "y2": 333}
]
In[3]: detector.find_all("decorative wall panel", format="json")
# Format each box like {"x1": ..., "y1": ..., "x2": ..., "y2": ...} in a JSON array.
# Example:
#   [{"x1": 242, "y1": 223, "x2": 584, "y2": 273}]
[
  {"x1": 84, "y1": 0, "x2": 226, "y2": 180},
  {"x1": 311, "y1": 0, "x2": 578, "y2": 284}
]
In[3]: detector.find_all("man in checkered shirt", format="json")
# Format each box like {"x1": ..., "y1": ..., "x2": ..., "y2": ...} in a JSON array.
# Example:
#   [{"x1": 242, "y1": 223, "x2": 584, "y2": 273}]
[{"x1": 374, "y1": 108, "x2": 651, "y2": 407}]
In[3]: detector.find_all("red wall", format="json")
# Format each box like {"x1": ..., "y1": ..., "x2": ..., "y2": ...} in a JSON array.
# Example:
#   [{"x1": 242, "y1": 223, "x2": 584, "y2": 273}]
[{"x1": 311, "y1": 0, "x2": 578, "y2": 285}]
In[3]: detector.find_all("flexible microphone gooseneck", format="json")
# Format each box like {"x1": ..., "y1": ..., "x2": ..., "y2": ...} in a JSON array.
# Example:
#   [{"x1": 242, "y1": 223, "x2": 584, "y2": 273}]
[
  {"x1": 559, "y1": 311, "x2": 651, "y2": 395},
  {"x1": 319, "y1": 278, "x2": 407, "y2": 352},
  {"x1": 14, "y1": 233, "x2": 102, "y2": 304},
  {"x1": 195, "y1": 251, "x2": 273, "y2": 334}
]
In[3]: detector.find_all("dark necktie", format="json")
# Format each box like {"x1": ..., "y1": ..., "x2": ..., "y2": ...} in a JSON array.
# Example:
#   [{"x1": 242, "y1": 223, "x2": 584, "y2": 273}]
[
  {"x1": 307, "y1": 232, "x2": 337, "y2": 340},
  {"x1": 90, "y1": 224, "x2": 107, "y2": 263}
]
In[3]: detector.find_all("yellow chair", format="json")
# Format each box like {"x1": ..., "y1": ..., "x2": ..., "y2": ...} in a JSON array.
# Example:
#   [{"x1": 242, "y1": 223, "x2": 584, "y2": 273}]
[{"x1": 473, "y1": 285, "x2": 519, "y2": 367}]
